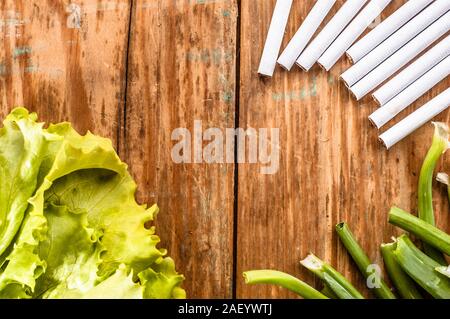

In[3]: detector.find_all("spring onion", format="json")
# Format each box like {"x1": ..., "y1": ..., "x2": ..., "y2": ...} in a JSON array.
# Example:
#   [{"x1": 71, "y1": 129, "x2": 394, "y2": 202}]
[
  {"x1": 300, "y1": 254, "x2": 364, "y2": 299},
  {"x1": 243, "y1": 270, "x2": 328, "y2": 299},
  {"x1": 417, "y1": 122, "x2": 449, "y2": 264},
  {"x1": 436, "y1": 266, "x2": 450, "y2": 279},
  {"x1": 380, "y1": 241, "x2": 422, "y2": 299},
  {"x1": 335, "y1": 222, "x2": 396, "y2": 299},
  {"x1": 394, "y1": 235, "x2": 450, "y2": 299},
  {"x1": 321, "y1": 285, "x2": 339, "y2": 299},
  {"x1": 388, "y1": 206, "x2": 450, "y2": 257}
]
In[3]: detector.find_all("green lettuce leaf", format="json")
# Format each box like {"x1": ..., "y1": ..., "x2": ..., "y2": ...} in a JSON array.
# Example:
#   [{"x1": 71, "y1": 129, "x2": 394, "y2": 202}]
[
  {"x1": 0, "y1": 108, "x2": 185, "y2": 299},
  {"x1": 0, "y1": 108, "x2": 58, "y2": 257}
]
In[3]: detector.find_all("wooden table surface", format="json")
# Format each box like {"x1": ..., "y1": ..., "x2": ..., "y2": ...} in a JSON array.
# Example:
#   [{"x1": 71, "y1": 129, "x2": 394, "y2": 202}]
[{"x1": 0, "y1": 0, "x2": 449, "y2": 298}]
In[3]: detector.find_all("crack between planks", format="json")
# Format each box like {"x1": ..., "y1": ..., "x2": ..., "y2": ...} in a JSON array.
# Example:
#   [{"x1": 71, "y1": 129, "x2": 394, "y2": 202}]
[
  {"x1": 117, "y1": 0, "x2": 135, "y2": 154},
  {"x1": 232, "y1": 0, "x2": 241, "y2": 299}
]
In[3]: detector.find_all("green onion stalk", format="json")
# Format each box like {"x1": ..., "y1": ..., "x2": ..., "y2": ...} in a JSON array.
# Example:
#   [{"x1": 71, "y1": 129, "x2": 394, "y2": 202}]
[
  {"x1": 436, "y1": 172, "x2": 450, "y2": 205},
  {"x1": 321, "y1": 285, "x2": 339, "y2": 299},
  {"x1": 393, "y1": 235, "x2": 450, "y2": 299},
  {"x1": 243, "y1": 270, "x2": 328, "y2": 299},
  {"x1": 300, "y1": 254, "x2": 364, "y2": 299},
  {"x1": 418, "y1": 122, "x2": 449, "y2": 264},
  {"x1": 380, "y1": 241, "x2": 422, "y2": 299},
  {"x1": 388, "y1": 206, "x2": 450, "y2": 256},
  {"x1": 335, "y1": 223, "x2": 396, "y2": 299},
  {"x1": 436, "y1": 265, "x2": 450, "y2": 279}
]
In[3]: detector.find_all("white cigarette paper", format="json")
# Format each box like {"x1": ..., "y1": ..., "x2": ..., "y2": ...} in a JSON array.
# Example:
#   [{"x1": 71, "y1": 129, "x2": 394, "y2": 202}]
[
  {"x1": 277, "y1": 0, "x2": 336, "y2": 71},
  {"x1": 258, "y1": 0, "x2": 294, "y2": 77},
  {"x1": 349, "y1": 11, "x2": 450, "y2": 100},
  {"x1": 369, "y1": 55, "x2": 450, "y2": 129},
  {"x1": 296, "y1": 0, "x2": 368, "y2": 71},
  {"x1": 317, "y1": 0, "x2": 392, "y2": 71},
  {"x1": 341, "y1": 0, "x2": 450, "y2": 87},
  {"x1": 346, "y1": 0, "x2": 434, "y2": 64},
  {"x1": 379, "y1": 88, "x2": 450, "y2": 149},
  {"x1": 373, "y1": 34, "x2": 450, "y2": 106}
]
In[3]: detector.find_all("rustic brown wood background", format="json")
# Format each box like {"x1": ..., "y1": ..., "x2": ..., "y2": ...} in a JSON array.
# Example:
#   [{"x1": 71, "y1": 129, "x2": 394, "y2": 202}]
[{"x1": 0, "y1": 0, "x2": 448, "y2": 298}]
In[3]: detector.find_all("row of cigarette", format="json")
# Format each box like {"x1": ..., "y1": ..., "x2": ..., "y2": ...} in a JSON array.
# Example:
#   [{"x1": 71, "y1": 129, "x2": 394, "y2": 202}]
[{"x1": 258, "y1": 0, "x2": 450, "y2": 149}]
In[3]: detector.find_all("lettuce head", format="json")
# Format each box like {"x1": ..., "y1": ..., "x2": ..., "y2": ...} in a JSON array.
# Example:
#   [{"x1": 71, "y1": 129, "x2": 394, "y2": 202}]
[{"x1": 0, "y1": 108, "x2": 185, "y2": 299}]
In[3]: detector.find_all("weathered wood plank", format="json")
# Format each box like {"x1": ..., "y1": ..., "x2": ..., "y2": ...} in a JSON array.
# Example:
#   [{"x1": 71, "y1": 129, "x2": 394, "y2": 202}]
[
  {"x1": 0, "y1": 0, "x2": 131, "y2": 141},
  {"x1": 122, "y1": 0, "x2": 238, "y2": 298},
  {"x1": 1, "y1": 0, "x2": 448, "y2": 299},
  {"x1": 237, "y1": 0, "x2": 450, "y2": 298}
]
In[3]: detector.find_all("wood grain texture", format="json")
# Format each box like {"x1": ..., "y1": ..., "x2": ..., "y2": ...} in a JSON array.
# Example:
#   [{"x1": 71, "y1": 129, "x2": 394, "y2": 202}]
[
  {"x1": 121, "y1": 0, "x2": 238, "y2": 298},
  {"x1": 237, "y1": 0, "x2": 450, "y2": 298},
  {"x1": 0, "y1": 0, "x2": 131, "y2": 141},
  {"x1": 0, "y1": 0, "x2": 449, "y2": 299}
]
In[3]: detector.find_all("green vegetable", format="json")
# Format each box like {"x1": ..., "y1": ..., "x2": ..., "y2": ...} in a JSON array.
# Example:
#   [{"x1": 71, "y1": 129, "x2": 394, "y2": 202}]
[
  {"x1": 435, "y1": 266, "x2": 450, "y2": 279},
  {"x1": 0, "y1": 108, "x2": 185, "y2": 299},
  {"x1": 300, "y1": 254, "x2": 364, "y2": 299},
  {"x1": 380, "y1": 241, "x2": 422, "y2": 299},
  {"x1": 388, "y1": 206, "x2": 450, "y2": 256},
  {"x1": 417, "y1": 122, "x2": 449, "y2": 264},
  {"x1": 321, "y1": 285, "x2": 338, "y2": 299},
  {"x1": 394, "y1": 235, "x2": 450, "y2": 299},
  {"x1": 243, "y1": 270, "x2": 328, "y2": 299},
  {"x1": 335, "y1": 222, "x2": 396, "y2": 299},
  {"x1": 0, "y1": 110, "x2": 56, "y2": 257}
]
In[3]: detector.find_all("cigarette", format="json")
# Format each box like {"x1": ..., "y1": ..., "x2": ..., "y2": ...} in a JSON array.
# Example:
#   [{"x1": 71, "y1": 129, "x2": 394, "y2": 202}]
[
  {"x1": 349, "y1": 10, "x2": 450, "y2": 100},
  {"x1": 341, "y1": 0, "x2": 450, "y2": 87},
  {"x1": 277, "y1": 0, "x2": 336, "y2": 71},
  {"x1": 369, "y1": 55, "x2": 450, "y2": 129},
  {"x1": 373, "y1": 34, "x2": 450, "y2": 106},
  {"x1": 379, "y1": 88, "x2": 450, "y2": 149},
  {"x1": 346, "y1": 0, "x2": 434, "y2": 64},
  {"x1": 296, "y1": 0, "x2": 368, "y2": 71},
  {"x1": 258, "y1": 0, "x2": 294, "y2": 77},
  {"x1": 317, "y1": 0, "x2": 392, "y2": 71}
]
